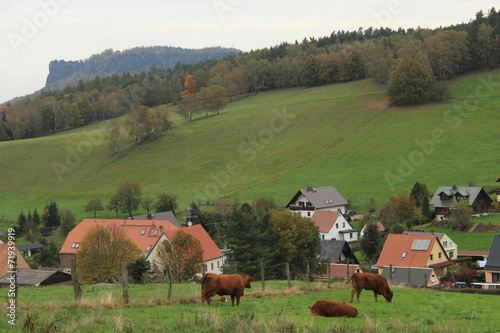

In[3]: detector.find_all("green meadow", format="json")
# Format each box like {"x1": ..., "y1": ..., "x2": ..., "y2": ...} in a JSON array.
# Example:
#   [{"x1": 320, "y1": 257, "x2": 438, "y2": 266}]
[
  {"x1": 0, "y1": 70, "x2": 498, "y2": 222},
  {"x1": 0, "y1": 281, "x2": 498, "y2": 332}
]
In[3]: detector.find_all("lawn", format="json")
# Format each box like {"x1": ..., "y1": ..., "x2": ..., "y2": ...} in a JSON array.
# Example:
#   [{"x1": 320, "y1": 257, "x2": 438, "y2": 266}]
[{"x1": 0, "y1": 281, "x2": 498, "y2": 332}]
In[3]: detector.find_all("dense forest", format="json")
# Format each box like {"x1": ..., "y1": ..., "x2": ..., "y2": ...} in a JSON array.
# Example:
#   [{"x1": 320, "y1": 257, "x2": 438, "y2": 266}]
[
  {"x1": 0, "y1": 8, "x2": 499, "y2": 142},
  {"x1": 45, "y1": 46, "x2": 241, "y2": 90}
]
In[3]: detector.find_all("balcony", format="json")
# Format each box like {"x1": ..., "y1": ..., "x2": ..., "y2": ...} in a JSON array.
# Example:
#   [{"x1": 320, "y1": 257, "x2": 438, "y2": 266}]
[{"x1": 288, "y1": 205, "x2": 315, "y2": 211}]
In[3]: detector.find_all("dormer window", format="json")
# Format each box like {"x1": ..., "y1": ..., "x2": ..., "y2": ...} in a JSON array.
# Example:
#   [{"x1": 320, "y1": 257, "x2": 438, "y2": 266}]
[{"x1": 440, "y1": 193, "x2": 451, "y2": 200}]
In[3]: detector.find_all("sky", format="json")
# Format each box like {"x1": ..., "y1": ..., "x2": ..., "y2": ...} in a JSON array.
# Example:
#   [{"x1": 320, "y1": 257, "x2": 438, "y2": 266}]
[{"x1": 1, "y1": 0, "x2": 498, "y2": 104}]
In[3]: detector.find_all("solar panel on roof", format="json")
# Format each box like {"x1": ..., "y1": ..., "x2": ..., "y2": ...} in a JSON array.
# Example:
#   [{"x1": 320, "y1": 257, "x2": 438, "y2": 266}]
[{"x1": 411, "y1": 239, "x2": 430, "y2": 251}]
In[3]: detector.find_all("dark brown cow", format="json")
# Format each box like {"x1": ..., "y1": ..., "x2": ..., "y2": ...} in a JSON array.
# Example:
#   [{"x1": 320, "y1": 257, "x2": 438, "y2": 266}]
[
  {"x1": 201, "y1": 273, "x2": 256, "y2": 306},
  {"x1": 346, "y1": 273, "x2": 393, "y2": 302},
  {"x1": 308, "y1": 300, "x2": 358, "y2": 318}
]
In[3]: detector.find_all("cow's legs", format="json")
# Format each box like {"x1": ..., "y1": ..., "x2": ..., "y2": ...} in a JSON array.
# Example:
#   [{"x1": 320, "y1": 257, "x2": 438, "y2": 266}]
[
  {"x1": 350, "y1": 289, "x2": 356, "y2": 303},
  {"x1": 230, "y1": 295, "x2": 235, "y2": 306},
  {"x1": 373, "y1": 291, "x2": 378, "y2": 302},
  {"x1": 356, "y1": 290, "x2": 361, "y2": 302}
]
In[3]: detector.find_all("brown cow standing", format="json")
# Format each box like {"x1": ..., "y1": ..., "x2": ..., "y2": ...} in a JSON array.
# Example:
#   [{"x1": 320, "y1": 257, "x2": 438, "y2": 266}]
[
  {"x1": 201, "y1": 273, "x2": 256, "y2": 306},
  {"x1": 308, "y1": 300, "x2": 358, "y2": 318},
  {"x1": 346, "y1": 273, "x2": 393, "y2": 302}
]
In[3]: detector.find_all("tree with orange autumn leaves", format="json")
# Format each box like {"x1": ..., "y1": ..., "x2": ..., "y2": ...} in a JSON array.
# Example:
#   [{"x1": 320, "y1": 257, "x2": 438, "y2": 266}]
[{"x1": 177, "y1": 74, "x2": 201, "y2": 121}]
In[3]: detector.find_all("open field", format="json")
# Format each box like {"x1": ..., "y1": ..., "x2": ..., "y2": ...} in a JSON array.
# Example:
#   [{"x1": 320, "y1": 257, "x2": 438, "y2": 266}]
[
  {"x1": 0, "y1": 70, "x2": 498, "y2": 223},
  {"x1": 0, "y1": 281, "x2": 498, "y2": 332}
]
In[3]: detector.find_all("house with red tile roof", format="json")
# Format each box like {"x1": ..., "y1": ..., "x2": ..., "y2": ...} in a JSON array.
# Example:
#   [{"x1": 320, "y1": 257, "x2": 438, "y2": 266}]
[
  {"x1": 147, "y1": 224, "x2": 224, "y2": 274},
  {"x1": 376, "y1": 234, "x2": 455, "y2": 287},
  {"x1": 311, "y1": 211, "x2": 358, "y2": 242},
  {"x1": 0, "y1": 244, "x2": 31, "y2": 278},
  {"x1": 359, "y1": 222, "x2": 386, "y2": 239},
  {"x1": 59, "y1": 218, "x2": 179, "y2": 272}
]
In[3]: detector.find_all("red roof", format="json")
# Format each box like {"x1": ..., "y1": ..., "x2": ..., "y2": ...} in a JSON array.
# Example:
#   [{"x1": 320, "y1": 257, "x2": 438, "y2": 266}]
[
  {"x1": 164, "y1": 224, "x2": 223, "y2": 261},
  {"x1": 310, "y1": 211, "x2": 342, "y2": 233},
  {"x1": 60, "y1": 219, "x2": 179, "y2": 255},
  {"x1": 376, "y1": 234, "x2": 446, "y2": 268}
]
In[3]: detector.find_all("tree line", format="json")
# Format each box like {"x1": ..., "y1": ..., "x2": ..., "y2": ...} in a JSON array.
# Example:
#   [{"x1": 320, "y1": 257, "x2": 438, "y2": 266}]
[{"x1": 1, "y1": 8, "x2": 499, "y2": 141}]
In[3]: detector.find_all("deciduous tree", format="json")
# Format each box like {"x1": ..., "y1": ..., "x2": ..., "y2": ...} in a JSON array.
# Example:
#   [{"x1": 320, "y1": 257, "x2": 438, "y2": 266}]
[
  {"x1": 379, "y1": 193, "x2": 418, "y2": 230},
  {"x1": 77, "y1": 225, "x2": 141, "y2": 284},
  {"x1": 387, "y1": 57, "x2": 436, "y2": 106},
  {"x1": 84, "y1": 198, "x2": 104, "y2": 217},
  {"x1": 115, "y1": 182, "x2": 142, "y2": 217},
  {"x1": 154, "y1": 229, "x2": 203, "y2": 283}
]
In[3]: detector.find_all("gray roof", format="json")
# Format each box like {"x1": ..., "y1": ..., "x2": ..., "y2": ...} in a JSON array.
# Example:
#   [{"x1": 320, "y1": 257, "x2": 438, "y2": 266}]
[
  {"x1": 17, "y1": 242, "x2": 45, "y2": 251},
  {"x1": 286, "y1": 186, "x2": 348, "y2": 209},
  {"x1": 429, "y1": 186, "x2": 486, "y2": 208},
  {"x1": 403, "y1": 231, "x2": 446, "y2": 240},
  {"x1": 381, "y1": 266, "x2": 435, "y2": 287},
  {"x1": 484, "y1": 234, "x2": 500, "y2": 271},
  {"x1": 0, "y1": 270, "x2": 71, "y2": 286},
  {"x1": 133, "y1": 211, "x2": 180, "y2": 228},
  {"x1": 319, "y1": 240, "x2": 359, "y2": 264}
]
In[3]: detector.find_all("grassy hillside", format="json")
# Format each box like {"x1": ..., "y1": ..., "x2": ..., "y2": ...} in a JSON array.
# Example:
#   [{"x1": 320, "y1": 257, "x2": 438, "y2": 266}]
[{"x1": 0, "y1": 70, "x2": 498, "y2": 222}]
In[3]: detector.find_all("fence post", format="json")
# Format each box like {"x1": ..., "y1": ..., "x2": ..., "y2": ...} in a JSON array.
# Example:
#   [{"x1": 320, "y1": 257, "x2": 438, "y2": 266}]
[
  {"x1": 306, "y1": 261, "x2": 310, "y2": 287},
  {"x1": 71, "y1": 259, "x2": 82, "y2": 302},
  {"x1": 166, "y1": 266, "x2": 172, "y2": 300},
  {"x1": 122, "y1": 262, "x2": 129, "y2": 304},
  {"x1": 285, "y1": 262, "x2": 291, "y2": 289},
  {"x1": 347, "y1": 257, "x2": 350, "y2": 280},
  {"x1": 260, "y1": 261, "x2": 265, "y2": 291},
  {"x1": 327, "y1": 262, "x2": 331, "y2": 286}
]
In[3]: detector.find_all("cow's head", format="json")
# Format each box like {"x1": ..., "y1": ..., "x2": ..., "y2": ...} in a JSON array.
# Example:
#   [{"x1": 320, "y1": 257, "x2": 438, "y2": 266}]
[
  {"x1": 244, "y1": 275, "x2": 256, "y2": 288},
  {"x1": 384, "y1": 290, "x2": 394, "y2": 302}
]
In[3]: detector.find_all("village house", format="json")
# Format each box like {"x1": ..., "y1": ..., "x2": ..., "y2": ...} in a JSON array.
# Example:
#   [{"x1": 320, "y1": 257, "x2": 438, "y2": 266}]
[
  {"x1": 310, "y1": 211, "x2": 358, "y2": 242},
  {"x1": 314, "y1": 239, "x2": 361, "y2": 280},
  {"x1": 429, "y1": 185, "x2": 492, "y2": 220},
  {"x1": 147, "y1": 224, "x2": 224, "y2": 274},
  {"x1": 286, "y1": 185, "x2": 349, "y2": 218},
  {"x1": 484, "y1": 234, "x2": 500, "y2": 285},
  {"x1": 403, "y1": 231, "x2": 458, "y2": 260},
  {"x1": 359, "y1": 222, "x2": 386, "y2": 239},
  {"x1": 59, "y1": 218, "x2": 223, "y2": 274},
  {"x1": 0, "y1": 244, "x2": 31, "y2": 278},
  {"x1": 376, "y1": 234, "x2": 455, "y2": 287}
]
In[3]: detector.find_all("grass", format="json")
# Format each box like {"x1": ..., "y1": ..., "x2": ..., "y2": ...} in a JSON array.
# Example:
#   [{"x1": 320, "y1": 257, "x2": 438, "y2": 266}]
[
  {"x1": 0, "y1": 281, "x2": 498, "y2": 332},
  {"x1": 0, "y1": 70, "x2": 498, "y2": 223}
]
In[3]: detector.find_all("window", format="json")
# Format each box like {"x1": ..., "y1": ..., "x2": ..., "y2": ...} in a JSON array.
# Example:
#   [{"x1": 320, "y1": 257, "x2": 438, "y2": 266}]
[
  {"x1": 307, "y1": 212, "x2": 311, "y2": 217},
  {"x1": 402, "y1": 252, "x2": 407, "y2": 258},
  {"x1": 321, "y1": 235, "x2": 325, "y2": 240},
  {"x1": 154, "y1": 230, "x2": 159, "y2": 235},
  {"x1": 146, "y1": 245, "x2": 152, "y2": 251},
  {"x1": 211, "y1": 263, "x2": 214, "y2": 270},
  {"x1": 71, "y1": 242, "x2": 80, "y2": 249},
  {"x1": 106, "y1": 228, "x2": 112, "y2": 233},
  {"x1": 141, "y1": 229, "x2": 146, "y2": 235},
  {"x1": 342, "y1": 222, "x2": 345, "y2": 228},
  {"x1": 217, "y1": 261, "x2": 220, "y2": 268},
  {"x1": 350, "y1": 233, "x2": 353, "y2": 239},
  {"x1": 443, "y1": 241, "x2": 447, "y2": 247},
  {"x1": 438, "y1": 252, "x2": 442, "y2": 259},
  {"x1": 336, "y1": 223, "x2": 338, "y2": 229},
  {"x1": 430, "y1": 254, "x2": 434, "y2": 261}
]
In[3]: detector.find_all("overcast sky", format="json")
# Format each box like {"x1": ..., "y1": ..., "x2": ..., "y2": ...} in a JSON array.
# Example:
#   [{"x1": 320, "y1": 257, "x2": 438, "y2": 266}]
[{"x1": 1, "y1": 0, "x2": 498, "y2": 103}]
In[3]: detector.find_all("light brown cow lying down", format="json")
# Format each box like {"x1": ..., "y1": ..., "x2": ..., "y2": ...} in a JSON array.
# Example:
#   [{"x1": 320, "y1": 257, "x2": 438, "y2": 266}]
[{"x1": 309, "y1": 300, "x2": 358, "y2": 318}]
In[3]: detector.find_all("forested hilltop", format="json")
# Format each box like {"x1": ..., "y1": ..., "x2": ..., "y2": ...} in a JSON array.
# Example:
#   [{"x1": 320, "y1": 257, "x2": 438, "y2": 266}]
[
  {"x1": 45, "y1": 46, "x2": 242, "y2": 90},
  {"x1": 0, "y1": 8, "x2": 499, "y2": 141}
]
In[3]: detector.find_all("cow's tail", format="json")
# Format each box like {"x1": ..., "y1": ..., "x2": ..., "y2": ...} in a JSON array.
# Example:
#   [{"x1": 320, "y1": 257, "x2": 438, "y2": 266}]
[
  {"x1": 201, "y1": 273, "x2": 212, "y2": 286},
  {"x1": 345, "y1": 273, "x2": 356, "y2": 285}
]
